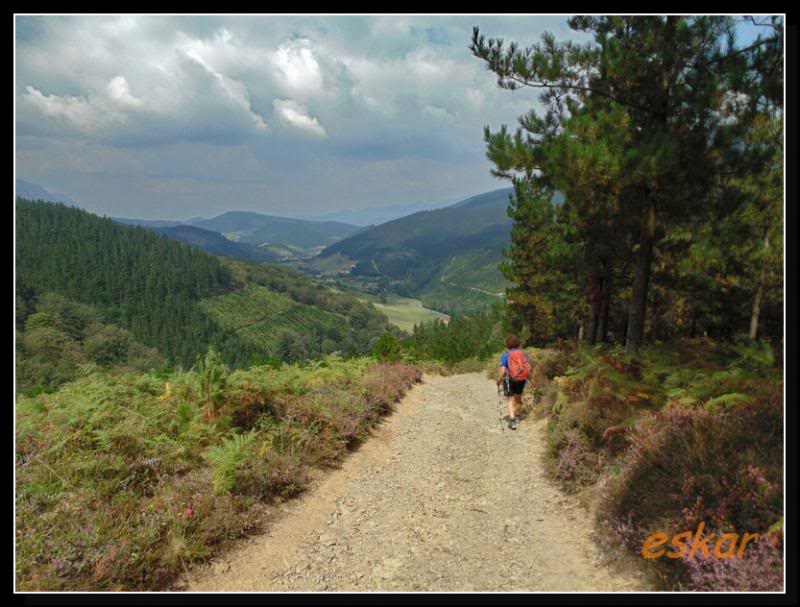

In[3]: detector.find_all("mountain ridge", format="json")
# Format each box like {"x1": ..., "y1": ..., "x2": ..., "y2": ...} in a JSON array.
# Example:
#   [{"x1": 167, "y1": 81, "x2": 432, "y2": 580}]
[{"x1": 16, "y1": 179, "x2": 77, "y2": 206}]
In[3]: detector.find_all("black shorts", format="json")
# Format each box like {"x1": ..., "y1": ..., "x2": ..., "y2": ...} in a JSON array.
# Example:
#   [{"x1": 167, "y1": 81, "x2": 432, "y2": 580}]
[{"x1": 504, "y1": 377, "x2": 526, "y2": 395}]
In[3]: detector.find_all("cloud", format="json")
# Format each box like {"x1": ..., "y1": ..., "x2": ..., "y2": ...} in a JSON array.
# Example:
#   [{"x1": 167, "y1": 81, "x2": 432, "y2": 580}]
[
  {"x1": 467, "y1": 88, "x2": 485, "y2": 110},
  {"x1": 422, "y1": 105, "x2": 455, "y2": 122},
  {"x1": 22, "y1": 85, "x2": 125, "y2": 133},
  {"x1": 270, "y1": 38, "x2": 324, "y2": 96},
  {"x1": 15, "y1": 15, "x2": 593, "y2": 217},
  {"x1": 106, "y1": 76, "x2": 143, "y2": 108},
  {"x1": 272, "y1": 99, "x2": 326, "y2": 137},
  {"x1": 179, "y1": 39, "x2": 268, "y2": 131}
]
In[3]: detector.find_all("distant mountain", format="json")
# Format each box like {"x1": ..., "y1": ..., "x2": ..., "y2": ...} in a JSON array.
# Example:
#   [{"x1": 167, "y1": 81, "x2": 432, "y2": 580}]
[
  {"x1": 320, "y1": 188, "x2": 514, "y2": 263},
  {"x1": 110, "y1": 218, "x2": 282, "y2": 262},
  {"x1": 109, "y1": 211, "x2": 364, "y2": 261},
  {"x1": 296, "y1": 197, "x2": 463, "y2": 226},
  {"x1": 188, "y1": 211, "x2": 363, "y2": 250},
  {"x1": 316, "y1": 188, "x2": 515, "y2": 315},
  {"x1": 112, "y1": 217, "x2": 185, "y2": 228},
  {"x1": 16, "y1": 179, "x2": 76, "y2": 206},
  {"x1": 150, "y1": 225, "x2": 279, "y2": 263}
]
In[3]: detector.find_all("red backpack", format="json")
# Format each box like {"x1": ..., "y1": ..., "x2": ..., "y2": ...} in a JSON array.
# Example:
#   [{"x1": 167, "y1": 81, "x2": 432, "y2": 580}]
[{"x1": 508, "y1": 349, "x2": 531, "y2": 381}]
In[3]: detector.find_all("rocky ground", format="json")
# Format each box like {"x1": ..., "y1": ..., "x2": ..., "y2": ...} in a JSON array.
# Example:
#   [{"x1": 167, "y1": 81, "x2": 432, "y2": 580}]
[{"x1": 177, "y1": 372, "x2": 652, "y2": 592}]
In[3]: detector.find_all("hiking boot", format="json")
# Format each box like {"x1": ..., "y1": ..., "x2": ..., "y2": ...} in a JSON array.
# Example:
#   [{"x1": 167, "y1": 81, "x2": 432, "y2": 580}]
[{"x1": 509, "y1": 417, "x2": 518, "y2": 430}]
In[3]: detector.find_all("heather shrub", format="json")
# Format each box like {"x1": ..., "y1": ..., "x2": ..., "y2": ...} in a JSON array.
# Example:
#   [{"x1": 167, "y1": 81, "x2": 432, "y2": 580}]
[
  {"x1": 529, "y1": 348, "x2": 573, "y2": 391},
  {"x1": 16, "y1": 357, "x2": 421, "y2": 590},
  {"x1": 550, "y1": 428, "x2": 603, "y2": 490},
  {"x1": 596, "y1": 386, "x2": 782, "y2": 589},
  {"x1": 679, "y1": 533, "x2": 783, "y2": 591},
  {"x1": 541, "y1": 339, "x2": 783, "y2": 590},
  {"x1": 543, "y1": 347, "x2": 657, "y2": 484},
  {"x1": 236, "y1": 451, "x2": 309, "y2": 500},
  {"x1": 599, "y1": 386, "x2": 782, "y2": 536}
]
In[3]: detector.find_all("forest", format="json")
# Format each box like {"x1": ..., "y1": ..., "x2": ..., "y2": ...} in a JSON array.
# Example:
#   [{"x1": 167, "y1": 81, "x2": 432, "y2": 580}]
[
  {"x1": 468, "y1": 16, "x2": 783, "y2": 354},
  {"x1": 16, "y1": 199, "x2": 399, "y2": 382}
]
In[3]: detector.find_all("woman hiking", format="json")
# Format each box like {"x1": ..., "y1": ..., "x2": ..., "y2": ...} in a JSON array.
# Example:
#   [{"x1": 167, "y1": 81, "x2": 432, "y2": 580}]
[{"x1": 496, "y1": 335, "x2": 531, "y2": 430}]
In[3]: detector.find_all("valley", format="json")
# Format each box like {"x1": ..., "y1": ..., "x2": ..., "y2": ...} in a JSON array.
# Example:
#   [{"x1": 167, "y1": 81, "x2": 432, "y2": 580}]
[
  {"x1": 104, "y1": 186, "x2": 516, "y2": 317},
  {"x1": 350, "y1": 292, "x2": 450, "y2": 333}
]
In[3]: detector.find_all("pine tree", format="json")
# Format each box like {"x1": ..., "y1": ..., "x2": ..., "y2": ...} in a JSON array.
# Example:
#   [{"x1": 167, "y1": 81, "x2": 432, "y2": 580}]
[{"x1": 471, "y1": 16, "x2": 783, "y2": 353}]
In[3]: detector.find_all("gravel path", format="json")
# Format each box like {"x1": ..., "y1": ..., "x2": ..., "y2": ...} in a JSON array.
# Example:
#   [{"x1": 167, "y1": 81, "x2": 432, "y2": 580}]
[{"x1": 179, "y1": 372, "x2": 651, "y2": 592}]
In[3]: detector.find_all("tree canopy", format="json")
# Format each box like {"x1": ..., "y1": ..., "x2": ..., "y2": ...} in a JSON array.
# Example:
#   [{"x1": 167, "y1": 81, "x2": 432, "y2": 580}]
[{"x1": 471, "y1": 15, "x2": 783, "y2": 353}]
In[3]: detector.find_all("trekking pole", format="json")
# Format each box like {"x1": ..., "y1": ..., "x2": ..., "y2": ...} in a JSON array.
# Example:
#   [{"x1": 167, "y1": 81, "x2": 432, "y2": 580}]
[{"x1": 497, "y1": 383, "x2": 505, "y2": 432}]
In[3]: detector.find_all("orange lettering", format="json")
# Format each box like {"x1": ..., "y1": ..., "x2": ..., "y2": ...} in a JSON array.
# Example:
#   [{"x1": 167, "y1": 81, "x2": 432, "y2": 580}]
[
  {"x1": 667, "y1": 531, "x2": 693, "y2": 559},
  {"x1": 688, "y1": 522, "x2": 716, "y2": 559},
  {"x1": 642, "y1": 532, "x2": 669, "y2": 559},
  {"x1": 713, "y1": 533, "x2": 739, "y2": 559},
  {"x1": 737, "y1": 533, "x2": 760, "y2": 557}
]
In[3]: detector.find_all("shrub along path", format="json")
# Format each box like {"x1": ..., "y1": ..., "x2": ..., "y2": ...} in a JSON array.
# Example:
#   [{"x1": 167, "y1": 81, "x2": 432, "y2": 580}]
[{"x1": 178, "y1": 372, "x2": 651, "y2": 591}]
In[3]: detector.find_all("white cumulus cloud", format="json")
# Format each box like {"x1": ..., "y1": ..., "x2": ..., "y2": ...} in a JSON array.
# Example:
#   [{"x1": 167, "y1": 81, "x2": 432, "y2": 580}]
[
  {"x1": 107, "y1": 76, "x2": 144, "y2": 107},
  {"x1": 270, "y1": 39, "x2": 324, "y2": 96},
  {"x1": 272, "y1": 99, "x2": 326, "y2": 137},
  {"x1": 22, "y1": 85, "x2": 125, "y2": 133}
]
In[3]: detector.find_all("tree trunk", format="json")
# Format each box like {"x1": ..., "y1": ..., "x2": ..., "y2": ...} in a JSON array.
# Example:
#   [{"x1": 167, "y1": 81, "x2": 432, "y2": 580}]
[
  {"x1": 588, "y1": 310, "x2": 599, "y2": 345},
  {"x1": 749, "y1": 232, "x2": 770, "y2": 340},
  {"x1": 749, "y1": 283, "x2": 763, "y2": 340},
  {"x1": 598, "y1": 275, "x2": 610, "y2": 343},
  {"x1": 649, "y1": 299, "x2": 659, "y2": 341},
  {"x1": 626, "y1": 202, "x2": 656, "y2": 356}
]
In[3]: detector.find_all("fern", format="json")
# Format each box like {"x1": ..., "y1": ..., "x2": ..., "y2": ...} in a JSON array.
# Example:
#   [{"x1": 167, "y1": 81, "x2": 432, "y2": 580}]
[
  {"x1": 193, "y1": 348, "x2": 229, "y2": 417},
  {"x1": 203, "y1": 432, "x2": 256, "y2": 494},
  {"x1": 174, "y1": 402, "x2": 196, "y2": 434},
  {"x1": 730, "y1": 337, "x2": 776, "y2": 376},
  {"x1": 704, "y1": 392, "x2": 754, "y2": 412}
]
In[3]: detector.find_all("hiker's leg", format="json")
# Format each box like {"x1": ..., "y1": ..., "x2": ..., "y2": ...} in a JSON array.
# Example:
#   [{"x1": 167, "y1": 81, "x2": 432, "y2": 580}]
[
  {"x1": 513, "y1": 394, "x2": 522, "y2": 418},
  {"x1": 507, "y1": 396, "x2": 515, "y2": 419}
]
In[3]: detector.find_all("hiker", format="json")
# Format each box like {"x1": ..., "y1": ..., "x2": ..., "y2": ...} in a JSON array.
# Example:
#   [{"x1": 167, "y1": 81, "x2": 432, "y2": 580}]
[{"x1": 496, "y1": 335, "x2": 531, "y2": 430}]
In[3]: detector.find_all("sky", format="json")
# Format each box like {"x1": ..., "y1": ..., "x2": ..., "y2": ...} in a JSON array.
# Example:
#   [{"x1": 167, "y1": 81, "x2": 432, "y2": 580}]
[{"x1": 14, "y1": 14, "x2": 769, "y2": 221}]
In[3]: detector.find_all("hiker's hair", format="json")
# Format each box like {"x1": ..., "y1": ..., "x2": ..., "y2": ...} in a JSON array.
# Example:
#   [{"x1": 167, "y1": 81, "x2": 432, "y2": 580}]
[{"x1": 505, "y1": 335, "x2": 520, "y2": 349}]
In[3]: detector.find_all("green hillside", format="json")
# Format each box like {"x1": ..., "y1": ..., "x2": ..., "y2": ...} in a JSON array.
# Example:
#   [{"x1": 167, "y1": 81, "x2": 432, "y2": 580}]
[
  {"x1": 201, "y1": 284, "x2": 353, "y2": 358},
  {"x1": 191, "y1": 211, "x2": 362, "y2": 251},
  {"x1": 320, "y1": 188, "x2": 512, "y2": 264},
  {"x1": 16, "y1": 198, "x2": 239, "y2": 367},
  {"x1": 151, "y1": 225, "x2": 279, "y2": 263},
  {"x1": 315, "y1": 188, "x2": 513, "y2": 314},
  {"x1": 16, "y1": 199, "x2": 398, "y2": 371}
]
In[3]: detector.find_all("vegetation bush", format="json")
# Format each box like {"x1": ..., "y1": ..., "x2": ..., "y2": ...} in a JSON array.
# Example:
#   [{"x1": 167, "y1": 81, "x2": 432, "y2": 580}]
[
  {"x1": 541, "y1": 339, "x2": 783, "y2": 590},
  {"x1": 15, "y1": 292, "x2": 164, "y2": 395},
  {"x1": 15, "y1": 354, "x2": 421, "y2": 590},
  {"x1": 372, "y1": 333, "x2": 403, "y2": 362},
  {"x1": 403, "y1": 302, "x2": 509, "y2": 363},
  {"x1": 597, "y1": 386, "x2": 782, "y2": 534},
  {"x1": 417, "y1": 357, "x2": 491, "y2": 377},
  {"x1": 679, "y1": 533, "x2": 783, "y2": 591}
]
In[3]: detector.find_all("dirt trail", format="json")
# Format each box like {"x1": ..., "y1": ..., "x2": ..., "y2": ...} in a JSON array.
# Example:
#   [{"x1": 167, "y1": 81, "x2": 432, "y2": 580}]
[{"x1": 178, "y1": 373, "x2": 651, "y2": 592}]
